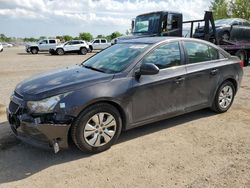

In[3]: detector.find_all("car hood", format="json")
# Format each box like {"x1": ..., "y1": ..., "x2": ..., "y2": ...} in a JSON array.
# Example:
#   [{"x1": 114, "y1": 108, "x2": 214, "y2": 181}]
[
  {"x1": 26, "y1": 42, "x2": 38, "y2": 47},
  {"x1": 15, "y1": 65, "x2": 114, "y2": 100}
]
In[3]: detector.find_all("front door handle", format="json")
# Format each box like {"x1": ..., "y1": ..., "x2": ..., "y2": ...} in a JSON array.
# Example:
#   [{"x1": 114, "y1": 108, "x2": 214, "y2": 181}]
[
  {"x1": 175, "y1": 77, "x2": 185, "y2": 84},
  {"x1": 210, "y1": 69, "x2": 218, "y2": 75}
]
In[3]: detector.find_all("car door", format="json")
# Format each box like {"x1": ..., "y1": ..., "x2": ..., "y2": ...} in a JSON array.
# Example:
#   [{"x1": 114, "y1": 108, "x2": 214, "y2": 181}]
[
  {"x1": 182, "y1": 41, "x2": 221, "y2": 111},
  {"x1": 100, "y1": 39, "x2": 107, "y2": 49},
  {"x1": 131, "y1": 41, "x2": 186, "y2": 123},
  {"x1": 48, "y1": 39, "x2": 56, "y2": 50},
  {"x1": 39, "y1": 40, "x2": 48, "y2": 51},
  {"x1": 70, "y1": 41, "x2": 80, "y2": 51},
  {"x1": 92, "y1": 39, "x2": 100, "y2": 50},
  {"x1": 64, "y1": 41, "x2": 73, "y2": 52}
]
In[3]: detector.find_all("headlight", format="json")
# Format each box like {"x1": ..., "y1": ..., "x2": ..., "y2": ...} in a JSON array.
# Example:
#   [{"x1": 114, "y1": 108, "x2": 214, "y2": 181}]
[{"x1": 27, "y1": 92, "x2": 71, "y2": 113}]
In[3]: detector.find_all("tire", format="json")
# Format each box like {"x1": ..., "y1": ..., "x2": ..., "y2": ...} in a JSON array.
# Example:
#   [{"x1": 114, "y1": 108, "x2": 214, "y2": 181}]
[
  {"x1": 211, "y1": 81, "x2": 235, "y2": 113},
  {"x1": 0, "y1": 48, "x2": 3, "y2": 52},
  {"x1": 31, "y1": 48, "x2": 38, "y2": 54},
  {"x1": 56, "y1": 48, "x2": 64, "y2": 55},
  {"x1": 219, "y1": 31, "x2": 230, "y2": 43},
  {"x1": 80, "y1": 47, "x2": 87, "y2": 55},
  {"x1": 71, "y1": 103, "x2": 122, "y2": 153}
]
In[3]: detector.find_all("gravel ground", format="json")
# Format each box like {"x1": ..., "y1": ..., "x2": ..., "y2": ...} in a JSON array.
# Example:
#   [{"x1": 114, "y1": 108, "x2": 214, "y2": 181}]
[{"x1": 0, "y1": 47, "x2": 250, "y2": 188}]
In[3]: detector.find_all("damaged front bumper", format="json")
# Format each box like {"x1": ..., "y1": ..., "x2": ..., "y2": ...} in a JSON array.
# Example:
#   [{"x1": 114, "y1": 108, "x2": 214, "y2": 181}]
[{"x1": 7, "y1": 109, "x2": 71, "y2": 153}]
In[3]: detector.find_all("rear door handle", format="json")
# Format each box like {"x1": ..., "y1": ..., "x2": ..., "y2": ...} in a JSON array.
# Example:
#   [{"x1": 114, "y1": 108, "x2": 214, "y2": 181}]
[
  {"x1": 210, "y1": 69, "x2": 218, "y2": 75},
  {"x1": 175, "y1": 77, "x2": 185, "y2": 84}
]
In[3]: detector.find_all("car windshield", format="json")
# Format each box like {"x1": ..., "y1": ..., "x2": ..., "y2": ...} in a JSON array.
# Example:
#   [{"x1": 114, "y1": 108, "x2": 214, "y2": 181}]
[
  {"x1": 133, "y1": 13, "x2": 161, "y2": 34},
  {"x1": 82, "y1": 43, "x2": 149, "y2": 73},
  {"x1": 215, "y1": 19, "x2": 234, "y2": 26}
]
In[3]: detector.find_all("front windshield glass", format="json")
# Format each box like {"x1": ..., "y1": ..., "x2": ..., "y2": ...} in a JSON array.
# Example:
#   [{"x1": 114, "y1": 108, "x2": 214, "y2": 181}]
[
  {"x1": 133, "y1": 13, "x2": 161, "y2": 34},
  {"x1": 215, "y1": 19, "x2": 234, "y2": 26},
  {"x1": 82, "y1": 44, "x2": 149, "y2": 73}
]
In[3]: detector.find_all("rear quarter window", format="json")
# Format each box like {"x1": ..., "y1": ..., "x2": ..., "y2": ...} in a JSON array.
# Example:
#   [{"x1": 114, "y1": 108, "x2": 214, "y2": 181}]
[{"x1": 49, "y1": 40, "x2": 56, "y2": 44}]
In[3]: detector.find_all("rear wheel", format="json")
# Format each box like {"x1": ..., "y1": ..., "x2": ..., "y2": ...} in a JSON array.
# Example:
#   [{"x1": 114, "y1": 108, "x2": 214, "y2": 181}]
[
  {"x1": 211, "y1": 81, "x2": 235, "y2": 113},
  {"x1": 80, "y1": 47, "x2": 87, "y2": 55},
  {"x1": 31, "y1": 48, "x2": 38, "y2": 54},
  {"x1": 71, "y1": 103, "x2": 122, "y2": 153},
  {"x1": 56, "y1": 48, "x2": 64, "y2": 55},
  {"x1": 221, "y1": 31, "x2": 230, "y2": 41}
]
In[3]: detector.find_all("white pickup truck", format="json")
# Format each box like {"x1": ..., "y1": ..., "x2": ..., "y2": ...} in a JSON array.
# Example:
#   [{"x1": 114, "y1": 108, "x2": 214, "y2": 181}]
[
  {"x1": 26, "y1": 39, "x2": 59, "y2": 54},
  {"x1": 88, "y1": 38, "x2": 111, "y2": 51}
]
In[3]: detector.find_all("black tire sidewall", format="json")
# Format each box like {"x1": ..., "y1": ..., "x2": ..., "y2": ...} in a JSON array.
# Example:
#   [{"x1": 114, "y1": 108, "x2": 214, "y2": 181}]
[
  {"x1": 80, "y1": 48, "x2": 87, "y2": 55},
  {"x1": 56, "y1": 48, "x2": 64, "y2": 55},
  {"x1": 72, "y1": 104, "x2": 122, "y2": 153},
  {"x1": 214, "y1": 81, "x2": 235, "y2": 112},
  {"x1": 31, "y1": 48, "x2": 38, "y2": 54}
]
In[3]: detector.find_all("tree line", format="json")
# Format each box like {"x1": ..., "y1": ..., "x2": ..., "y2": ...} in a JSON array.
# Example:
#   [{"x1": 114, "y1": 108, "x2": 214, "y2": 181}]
[
  {"x1": 211, "y1": 0, "x2": 250, "y2": 20},
  {"x1": 0, "y1": 31, "x2": 123, "y2": 43}
]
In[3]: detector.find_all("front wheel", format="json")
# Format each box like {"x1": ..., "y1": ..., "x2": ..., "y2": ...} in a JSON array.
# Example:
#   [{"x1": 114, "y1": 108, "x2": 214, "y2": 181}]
[
  {"x1": 211, "y1": 81, "x2": 235, "y2": 113},
  {"x1": 31, "y1": 48, "x2": 38, "y2": 54},
  {"x1": 71, "y1": 103, "x2": 122, "y2": 153}
]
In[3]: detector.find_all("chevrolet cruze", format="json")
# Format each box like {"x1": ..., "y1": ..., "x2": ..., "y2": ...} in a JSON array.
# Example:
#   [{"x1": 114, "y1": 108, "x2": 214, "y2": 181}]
[{"x1": 7, "y1": 37, "x2": 243, "y2": 153}]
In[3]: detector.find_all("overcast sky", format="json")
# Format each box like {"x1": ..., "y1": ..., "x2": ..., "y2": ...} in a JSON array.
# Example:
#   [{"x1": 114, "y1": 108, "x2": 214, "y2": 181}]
[{"x1": 0, "y1": 0, "x2": 211, "y2": 38}]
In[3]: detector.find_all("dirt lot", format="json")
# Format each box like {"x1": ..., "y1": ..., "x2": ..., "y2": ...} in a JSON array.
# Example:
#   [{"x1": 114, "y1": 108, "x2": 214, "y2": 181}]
[{"x1": 0, "y1": 47, "x2": 250, "y2": 188}]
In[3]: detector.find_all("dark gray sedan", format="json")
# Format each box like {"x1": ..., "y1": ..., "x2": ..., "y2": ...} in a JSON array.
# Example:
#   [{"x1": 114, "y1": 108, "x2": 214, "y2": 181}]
[{"x1": 7, "y1": 37, "x2": 243, "y2": 153}]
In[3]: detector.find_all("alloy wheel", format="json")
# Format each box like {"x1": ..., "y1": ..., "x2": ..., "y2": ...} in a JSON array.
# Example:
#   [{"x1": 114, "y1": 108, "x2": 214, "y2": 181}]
[
  {"x1": 218, "y1": 85, "x2": 233, "y2": 109},
  {"x1": 83, "y1": 112, "x2": 117, "y2": 147}
]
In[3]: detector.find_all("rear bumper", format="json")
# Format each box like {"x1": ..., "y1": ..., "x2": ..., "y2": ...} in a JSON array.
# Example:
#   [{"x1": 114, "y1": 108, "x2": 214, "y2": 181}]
[{"x1": 7, "y1": 109, "x2": 71, "y2": 152}]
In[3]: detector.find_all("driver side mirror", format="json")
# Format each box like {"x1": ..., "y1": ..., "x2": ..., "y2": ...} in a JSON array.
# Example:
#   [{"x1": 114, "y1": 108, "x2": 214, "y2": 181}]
[{"x1": 136, "y1": 63, "x2": 159, "y2": 76}]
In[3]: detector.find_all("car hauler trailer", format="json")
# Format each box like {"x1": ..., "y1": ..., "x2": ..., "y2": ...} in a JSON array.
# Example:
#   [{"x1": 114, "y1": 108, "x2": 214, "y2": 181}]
[{"x1": 117, "y1": 11, "x2": 250, "y2": 66}]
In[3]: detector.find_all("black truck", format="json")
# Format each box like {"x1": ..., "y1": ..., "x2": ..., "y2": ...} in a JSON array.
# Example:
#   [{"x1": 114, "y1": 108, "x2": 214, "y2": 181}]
[{"x1": 116, "y1": 11, "x2": 250, "y2": 66}]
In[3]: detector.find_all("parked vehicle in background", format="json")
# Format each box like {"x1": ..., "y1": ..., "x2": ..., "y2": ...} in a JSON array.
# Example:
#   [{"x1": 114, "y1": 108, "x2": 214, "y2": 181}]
[
  {"x1": 88, "y1": 38, "x2": 111, "y2": 51},
  {"x1": 7, "y1": 37, "x2": 243, "y2": 153},
  {"x1": 193, "y1": 18, "x2": 250, "y2": 42},
  {"x1": 49, "y1": 40, "x2": 89, "y2": 55},
  {"x1": 2, "y1": 42, "x2": 13, "y2": 48},
  {"x1": 26, "y1": 39, "x2": 59, "y2": 54},
  {"x1": 0, "y1": 43, "x2": 3, "y2": 52}
]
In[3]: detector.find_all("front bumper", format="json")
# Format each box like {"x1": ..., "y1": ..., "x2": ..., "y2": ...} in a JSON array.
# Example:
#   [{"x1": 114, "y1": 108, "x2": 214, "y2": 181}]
[
  {"x1": 26, "y1": 46, "x2": 31, "y2": 53},
  {"x1": 49, "y1": 48, "x2": 57, "y2": 55},
  {"x1": 7, "y1": 108, "x2": 71, "y2": 152}
]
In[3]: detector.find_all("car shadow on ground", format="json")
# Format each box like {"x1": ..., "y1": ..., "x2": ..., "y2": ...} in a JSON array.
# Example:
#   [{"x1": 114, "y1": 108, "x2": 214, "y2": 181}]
[{"x1": 0, "y1": 109, "x2": 216, "y2": 184}]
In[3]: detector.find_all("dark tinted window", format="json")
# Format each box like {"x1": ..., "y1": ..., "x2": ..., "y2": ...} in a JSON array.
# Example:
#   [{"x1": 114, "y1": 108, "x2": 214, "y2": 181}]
[
  {"x1": 94, "y1": 40, "x2": 99, "y2": 43},
  {"x1": 49, "y1": 40, "x2": 56, "y2": 44},
  {"x1": 101, "y1": 40, "x2": 106, "y2": 43},
  {"x1": 142, "y1": 42, "x2": 181, "y2": 69},
  {"x1": 72, "y1": 41, "x2": 80, "y2": 45},
  {"x1": 184, "y1": 42, "x2": 220, "y2": 63}
]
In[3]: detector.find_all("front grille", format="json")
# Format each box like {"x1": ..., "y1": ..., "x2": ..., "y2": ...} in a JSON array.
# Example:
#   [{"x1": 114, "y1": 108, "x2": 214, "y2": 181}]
[{"x1": 9, "y1": 101, "x2": 19, "y2": 114}]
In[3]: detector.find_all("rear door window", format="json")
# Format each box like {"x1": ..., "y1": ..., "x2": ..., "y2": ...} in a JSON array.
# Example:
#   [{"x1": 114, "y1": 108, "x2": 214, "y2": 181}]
[
  {"x1": 184, "y1": 42, "x2": 221, "y2": 64},
  {"x1": 49, "y1": 40, "x2": 56, "y2": 44},
  {"x1": 101, "y1": 40, "x2": 106, "y2": 43}
]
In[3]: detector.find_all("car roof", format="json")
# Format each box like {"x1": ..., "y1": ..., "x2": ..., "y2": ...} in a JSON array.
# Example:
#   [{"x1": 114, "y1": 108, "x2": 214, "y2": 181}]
[
  {"x1": 137, "y1": 11, "x2": 181, "y2": 17},
  {"x1": 119, "y1": 37, "x2": 181, "y2": 44}
]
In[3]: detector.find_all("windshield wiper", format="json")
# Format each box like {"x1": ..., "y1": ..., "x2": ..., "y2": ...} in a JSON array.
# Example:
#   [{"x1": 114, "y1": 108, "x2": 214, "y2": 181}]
[{"x1": 82, "y1": 64, "x2": 105, "y2": 73}]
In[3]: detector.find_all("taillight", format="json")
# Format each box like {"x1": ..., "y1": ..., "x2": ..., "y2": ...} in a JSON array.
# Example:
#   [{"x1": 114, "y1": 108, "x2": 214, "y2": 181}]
[{"x1": 239, "y1": 60, "x2": 244, "y2": 68}]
